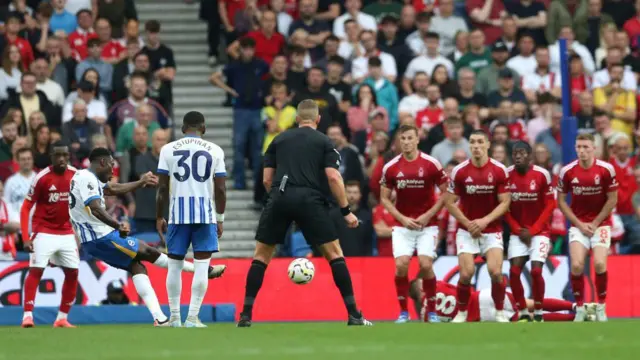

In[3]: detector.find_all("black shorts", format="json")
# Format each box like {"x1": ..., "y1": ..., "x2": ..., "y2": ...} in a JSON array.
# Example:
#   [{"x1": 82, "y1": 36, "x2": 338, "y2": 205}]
[{"x1": 254, "y1": 187, "x2": 338, "y2": 246}]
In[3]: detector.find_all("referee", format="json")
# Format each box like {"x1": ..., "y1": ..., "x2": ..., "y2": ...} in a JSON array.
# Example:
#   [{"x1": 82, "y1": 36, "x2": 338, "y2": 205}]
[{"x1": 237, "y1": 99, "x2": 372, "y2": 327}]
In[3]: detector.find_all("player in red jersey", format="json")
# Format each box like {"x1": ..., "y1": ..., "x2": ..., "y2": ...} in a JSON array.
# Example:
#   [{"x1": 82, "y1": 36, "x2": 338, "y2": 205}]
[
  {"x1": 380, "y1": 124, "x2": 448, "y2": 323},
  {"x1": 505, "y1": 141, "x2": 555, "y2": 322},
  {"x1": 558, "y1": 133, "x2": 618, "y2": 322},
  {"x1": 20, "y1": 144, "x2": 78, "y2": 328},
  {"x1": 408, "y1": 279, "x2": 580, "y2": 323},
  {"x1": 444, "y1": 130, "x2": 511, "y2": 323}
]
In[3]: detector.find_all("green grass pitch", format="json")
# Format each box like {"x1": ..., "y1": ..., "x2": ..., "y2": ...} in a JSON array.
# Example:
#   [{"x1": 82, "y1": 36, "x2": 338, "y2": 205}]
[{"x1": 1, "y1": 321, "x2": 639, "y2": 360}]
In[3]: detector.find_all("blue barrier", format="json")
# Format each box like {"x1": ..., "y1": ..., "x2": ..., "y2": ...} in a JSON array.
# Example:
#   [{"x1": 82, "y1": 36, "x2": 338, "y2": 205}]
[{"x1": 0, "y1": 303, "x2": 236, "y2": 326}]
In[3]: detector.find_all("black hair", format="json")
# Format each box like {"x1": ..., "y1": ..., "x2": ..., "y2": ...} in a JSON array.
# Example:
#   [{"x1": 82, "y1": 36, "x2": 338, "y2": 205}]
[
  {"x1": 368, "y1": 57, "x2": 382, "y2": 67},
  {"x1": 50, "y1": 141, "x2": 68, "y2": 153},
  {"x1": 76, "y1": 9, "x2": 92, "y2": 18},
  {"x1": 89, "y1": 147, "x2": 112, "y2": 163},
  {"x1": 145, "y1": 20, "x2": 161, "y2": 33},
  {"x1": 325, "y1": 35, "x2": 340, "y2": 44},
  {"x1": 87, "y1": 38, "x2": 101, "y2": 48},
  {"x1": 469, "y1": 129, "x2": 489, "y2": 139},
  {"x1": 355, "y1": 84, "x2": 378, "y2": 107},
  {"x1": 425, "y1": 32, "x2": 439, "y2": 40},
  {"x1": 183, "y1": 111, "x2": 205, "y2": 128},
  {"x1": 416, "y1": 12, "x2": 431, "y2": 23},
  {"x1": 328, "y1": 55, "x2": 345, "y2": 66},
  {"x1": 446, "y1": 160, "x2": 460, "y2": 168},
  {"x1": 239, "y1": 37, "x2": 256, "y2": 48},
  {"x1": 512, "y1": 140, "x2": 532, "y2": 154},
  {"x1": 309, "y1": 66, "x2": 326, "y2": 74}
]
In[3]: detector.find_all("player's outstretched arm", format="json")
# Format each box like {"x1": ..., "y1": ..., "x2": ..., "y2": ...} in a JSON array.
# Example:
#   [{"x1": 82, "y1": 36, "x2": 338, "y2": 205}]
[
  {"x1": 591, "y1": 190, "x2": 618, "y2": 228},
  {"x1": 104, "y1": 172, "x2": 158, "y2": 196}
]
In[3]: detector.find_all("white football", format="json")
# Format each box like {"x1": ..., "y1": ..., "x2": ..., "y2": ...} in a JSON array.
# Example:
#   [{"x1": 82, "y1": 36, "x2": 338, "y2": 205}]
[{"x1": 287, "y1": 258, "x2": 315, "y2": 284}]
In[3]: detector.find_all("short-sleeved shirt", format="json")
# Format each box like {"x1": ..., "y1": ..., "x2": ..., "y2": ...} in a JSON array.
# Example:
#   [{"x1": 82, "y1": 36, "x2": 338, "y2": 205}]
[
  {"x1": 448, "y1": 158, "x2": 510, "y2": 233},
  {"x1": 245, "y1": 31, "x2": 285, "y2": 65},
  {"x1": 381, "y1": 152, "x2": 448, "y2": 225},
  {"x1": 455, "y1": 48, "x2": 492, "y2": 75},
  {"x1": 557, "y1": 159, "x2": 618, "y2": 226},
  {"x1": 25, "y1": 166, "x2": 76, "y2": 235},
  {"x1": 507, "y1": 165, "x2": 554, "y2": 236},
  {"x1": 592, "y1": 87, "x2": 636, "y2": 137},
  {"x1": 69, "y1": 169, "x2": 113, "y2": 241},
  {"x1": 223, "y1": 58, "x2": 269, "y2": 109}
]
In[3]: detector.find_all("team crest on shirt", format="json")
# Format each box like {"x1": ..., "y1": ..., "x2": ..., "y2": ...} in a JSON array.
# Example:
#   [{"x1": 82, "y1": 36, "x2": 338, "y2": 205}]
[
  {"x1": 530, "y1": 180, "x2": 536, "y2": 191},
  {"x1": 488, "y1": 173, "x2": 493, "y2": 183},
  {"x1": 128, "y1": 239, "x2": 135, "y2": 247},
  {"x1": 88, "y1": 183, "x2": 94, "y2": 190},
  {"x1": 594, "y1": 175, "x2": 600, "y2": 185},
  {"x1": 418, "y1": 167, "x2": 424, "y2": 177}
]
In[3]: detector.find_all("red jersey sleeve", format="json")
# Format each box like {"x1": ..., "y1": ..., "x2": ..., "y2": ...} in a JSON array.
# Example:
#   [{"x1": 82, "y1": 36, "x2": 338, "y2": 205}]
[
  {"x1": 380, "y1": 162, "x2": 395, "y2": 189},
  {"x1": 556, "y1": 166, "x2": 570, "y2": 194},
  {"x1": 372, "y1": 205, "x2": 385, "y2": 224},
  {"x1": 604, "y1": 165, "x2": 618, "y2": 192},
  {"x1": 434, "y1": 162, "x2": 448, "y2": 187},
  {"x1": 447, "y1": 165, "x2": 463, "y2": 196},
  {"x1": 496, "y1": 164, "x2": 510, "y2": 194}
]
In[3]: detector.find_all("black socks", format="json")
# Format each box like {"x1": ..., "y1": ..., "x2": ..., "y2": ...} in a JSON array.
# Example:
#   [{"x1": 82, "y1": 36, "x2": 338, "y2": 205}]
[
  {"x1": 330, "y1": 257, "x2": 359, "y2": 317},
  {"x1": 242, "y1": 259, "x2": 267, "y2": 317}
]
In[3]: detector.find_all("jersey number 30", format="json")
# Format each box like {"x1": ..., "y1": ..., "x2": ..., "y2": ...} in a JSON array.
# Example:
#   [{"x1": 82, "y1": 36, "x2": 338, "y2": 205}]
[{"x1": 173, "y1": 150, "x2": 213, "y2": 182}]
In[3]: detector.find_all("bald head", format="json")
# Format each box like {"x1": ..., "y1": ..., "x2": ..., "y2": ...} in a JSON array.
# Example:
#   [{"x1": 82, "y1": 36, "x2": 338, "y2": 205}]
[
  {"x1": 296, "y1": 99, "x2": 320, "y2": 125},
  {"x1": 152, "y1": 129, "x2": 169, "y2": 154}
]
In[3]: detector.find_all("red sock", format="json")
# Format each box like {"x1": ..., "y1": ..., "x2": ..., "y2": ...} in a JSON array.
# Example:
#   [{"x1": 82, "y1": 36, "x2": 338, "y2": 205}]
[
  {"x1": 570, "y1": 274, "x2": 584, "y2": 306},
  {"x1": 509, "y1": 265, "x2": 526, "y2": 310},
  {"x1": 60, "y1": 268, "x2": 79, "y2": 314},
  {"x1": 595, "y1": 272, "x2": 607, "y2": 304},
  {"x1": 457, "y1": 281, "x2": 471, "y2": 311},
  {"x1": 530, "y1": 267, "x2": 545, "y2": 311},
  {"x1": 491, "y1": 277, "x2": 506, "y2": 311},
  {"x1": 395, "y1": 276, "x2": 409, "y2": 312},
  {"x1": 543, "y1": 313, "x2": 575, "y2": 322},
  {"x1": 23, "y1": 267, "x2": 44, "y2": 312},
  {"x1": 542, "y1": 298, "x2": 574, "y2": 312},
  {"x1": 423, "y1": 276, "x2": 437, "y2": 314}
]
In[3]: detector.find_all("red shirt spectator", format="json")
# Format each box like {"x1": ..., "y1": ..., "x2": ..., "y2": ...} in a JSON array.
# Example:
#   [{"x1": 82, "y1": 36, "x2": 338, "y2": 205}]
[
  {"x1": 5, "y1": 15, "x2": 34, "y2": 69},
  {"x1": 102, "y1": 40, "x2": 126, "y2": 61},
  {"x1": 413, "y1": 0, "x2": 439, "y2": 14},
  {"x1": 221, "y1": 0, "x2": 246, "y2": 27},
  {"x1": 466, "y1": 0, "x2": 505, "y2": 45},
  {"x1": 610, "y1": 154, "x2": 637, "y2": 216},
  {"x1": 372, "y1": 204, "x2": 395, "y2": 256},
  {"x1": 415, "y1": 106, "x2": 444, "y2": 131},
  {"x1": 623, "y1": 5, "x2": 640, "y2": 48},
  {"x1": 243, "y1": 10, "x2": 285, "y2": 65},
  {"x1": 95, "y1": 18, "x2": 126, "y2": 64},
  {"x1": 68, "y1": 9, "x2": 98, "y2": 60}
]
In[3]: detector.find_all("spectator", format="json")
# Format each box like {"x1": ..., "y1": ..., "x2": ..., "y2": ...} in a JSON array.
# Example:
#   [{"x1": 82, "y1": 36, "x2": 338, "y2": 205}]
[
  {"x1": 609, "y1": 133, "x2": 640, "y2": 252},
  {"x1": 4, "y1": 15, "x2": 35, "y2": 70},
  {"x1": 129, "y1": 127, "x2": 166, "y2": 232},
  {"x1": 1, "y1": 72, "x2": 60, "y2": 128},
  {"x1": 567, "y1": 54, "x2": 592, "y2": 114},
  {"x1": 593, "y1": 63, "x2": 637, "y2": 137},
  {"x1": 490, "y1": 122, "x2": 512, "y2": 154},
  {"x1": 593, "y1": 46, "x2": 637, "y2": 90},
  {"x1": 455, "y1": 28, "x2": 492, "y2": 75},
  {"x1": 26, "y1": 110, "x2": 45, "y2": 139},
  {"x1": 45, "y1": 35, "x2": 77, "y2": 95},
  {"x1": 594, "y1": 23, "x2": 618, "y2": 68},
  {"x1": 535, "y1": 103, "x2": 563, "y2": 164},
  {"x1": 508, "y1": 0, "x2": 548, "y2": 47},
  {"x1": 112, "y1": 38, "x2": 140, "y2": 102},
  {"x1": 67, "y1": 67, "x2": 108, "y2": 107},
  {"x1": 337, "y1": 20, "x2": 363, "y2": 61},
  {"x1": 200, "y1": 0, "x2": 221, "y2": 66},
  {"x1": 75, "y1": 38, "x2": 113, "y2": 95},
  {"x1": 0, "y1": 44, "x2": 24, "y2": 103},
  {"x1": 108, "y1": 72, "x2": 170, "y2": 136},
  {"x1": 95, "y1": 18, "x2": 126, "y2": 65},
  {"x1": 577, "y1": 91, "x2": 595, "y2": 131},
  {"x1": 115, "y1": 103, "x2": 160, "y2": 154},
  {"x1": 586, "y1": 0, "x2": 615, "y2": 55},
  {"x1": 499, "y1": 16, "x2": 520, "y2": 56},
  {"x1": 262, "y1": 55, "x2": 292, "y2": 99},
  {"x1": 403, "y1": 32, "x2": 454, "y2": 94},
  {"x1": 63, "y1": 80, "x2": 107, "y2": 123},
  {"x1": 291, "y1": 66, "x2": 339, "y2": 133},
  {"x1": 546, "y1": 0, "x2": 589, "y2": 45},
  {"x1": 347, "y1": 84, "x2": 389, "y2": 134},
  {"x1": 287, "y1": 46, "x2": 309, "y2": 92},
  {"x1": 0, "y1": 180, "x2": 19, "y2": 260},
  {"x1": 31, "y1": 123, "x2": 51, "y2": 169},
  {"x1": 377, "y1": 15, "x2": 414, "y2": 86},
  {"x1": 614, "y1": 31, "x2": 640, "y2": 73},
  {"x1": 490, "y1": 142, "x2": 510, "y2": 166},
  {"x1": 3, "y1": 147, "x2": 35, "y2": 215},
  {"x1": 521, "y1": 47, "x2": 559, "y2": 103},
  {"x1": 271, "y1": 0, "x2": 293, "y2": 37},
  {"x1": 126, "y1": 51, "x2": 171, "y2": 111},
  {"x1": 623, "y1": 0, "x2": 640, "y2": 46},
  {"x1": 352, "y1": 30, "x2": 398, "y2": 84},
  {"x1": 0, "y1": 118, "x2": 17, "y2": 168},
  {"x1": 314, "y1": 0, "x2": 341, "y2": 22},
  {"x1": 68, "y1": 9, "x2": 97, "y2": 60},
  {"x1": 548, "y1": 26, "x2": 595, "y2": 75},
  {"x1": 327, "y1": 123, "x2": 365, "y2": 185},
  {"x1": 415, "y1": 84, "x2": 445, "y2": 135},
  {"x1": 362, "y1": 57, "x2": 399, "y2": 129},
  {"x1": 398, "y1": 71, "x2": 430, "y2": 123},
  {"x1": 324, "y1": 56, "x2": 351, "y2": 118},
  {"x1": 477, "y1": 41, "x2": 522, "y2": 96},
  {"x1": 261, "y1": 82, "x2": 296, "y2": 153},
  {"x1": 49, "y1": 0, "x2": 77, "y2": 36},
  {"x1": 398, "y1": 5, "x2": 417, "y2": 42},
  {"x1": 141, "y1": 20, "x2": 176, "y2": 112},
  {"x1": 317, "y1": 36, "x2": 353, "y2": 76},
  {"x1": 429, "y1": 0, "x2": 468, "y2": 57},
  {"x1": 352, "y1": 112, "x2": 389, "y2": 157},
  {"x1": 287, "y1": 29, "x2": 314, "y2": 68},
  {"x1": 593, "y1": 110, "x2": 619, "y2": 158},
  {"x1": 95, "y1": 0, "x2": 138, "y2": 39},
  {"x1": 335, "y1": 181, "x2": 373, "y2": 256},
  {"x1": 210, "y1": 37, "x2": 268, "y2": 189},
  {"x1": 28, "y1": 57, "x2": 65, "y2": 106},
  {"x1": 230, "y1": 10, "x2": 285, "y2": 66},
  {"x1": 448, "y1": 31, "x2": 469, "y2": 64},
  {"x1": 119, "y1": 18, "x2": 144, "y2": 49},
  {"x1": 423, "y1": 97, "x2": 474, "y2": 153},
  {"x1": 431, "y1": 63, "x2": 459, "y2": 99},
  {"x1": 466, "y1": 0, "x2": 506, "y2": 45},
  {"x1": 372, "y1": 188, "x2": 395, "y2": 256},
  {"x1": 100, "y1": 280, "x2": 131, "y2": 305},
  {"x1": 364, "y1": 0, "x2": 402, "y2": 21},
  {"x1": 23, "y1": 2, "x2": 53, "y2": 60},
  {"x1": 62, "y1": 99, "x2": 102, "y2": 161},
  {"x1": 405, "y1": 11, "x2": 432, "y2": 56},
  {"x1": 455, "y1": 67, "x2": 488, "y2": 109},
  {"x1": 218, "y1": 0, "x2": 244, "y2": 51},
  {"x1": 430, "y1": 116, "x2": 471, "y2": 166},
  {"x1": 119, "y1": 124, "x2": 148, "y2": 184},
  {"x1": 287, "y1": 0, "x2": 331, "y2": 61},
  {"x1": 333, "y1": 0, "x2": 377, "y2": 39},
  {"x1": 507, "y1": 33, "x2": 537, "y2": 77}
]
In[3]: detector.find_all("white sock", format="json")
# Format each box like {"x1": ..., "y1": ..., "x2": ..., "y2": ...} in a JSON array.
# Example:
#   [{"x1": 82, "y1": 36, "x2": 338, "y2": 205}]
[
  {"x1": 187, "y1": 258, "x2": 210, "y2": 318},
  {"x1": 154, "y1": 253, "x2": 195, "y2": 273},
  {"x1": 23, "y1": 311, "x2": 33, "y2": 319},
  {"x1": 56, "y1": 312, "x2": 68, "y2": 321},
  {"x1": 166, "y1": 258, "x2": 184, "y2": 319},
  {"x1": 132, "y1": 274, "x2": 167, "y2": 322}
]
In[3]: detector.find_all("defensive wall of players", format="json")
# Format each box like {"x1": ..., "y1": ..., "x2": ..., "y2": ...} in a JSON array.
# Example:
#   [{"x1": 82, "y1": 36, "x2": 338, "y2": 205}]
[{"x1": 1, "y1": 256, "x2": 640, "y2": 324}]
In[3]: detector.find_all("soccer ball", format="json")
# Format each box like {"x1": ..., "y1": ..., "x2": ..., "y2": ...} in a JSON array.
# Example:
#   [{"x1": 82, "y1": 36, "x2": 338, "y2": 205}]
[{"x1": 287, "y1": 258, "x2": 315, "y2": 284}]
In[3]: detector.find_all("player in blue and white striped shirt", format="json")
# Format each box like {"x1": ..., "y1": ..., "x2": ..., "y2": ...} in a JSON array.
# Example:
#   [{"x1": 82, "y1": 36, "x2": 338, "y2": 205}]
[{"x1": 156, "y1": 111, "x2": 227, "y2": 328}]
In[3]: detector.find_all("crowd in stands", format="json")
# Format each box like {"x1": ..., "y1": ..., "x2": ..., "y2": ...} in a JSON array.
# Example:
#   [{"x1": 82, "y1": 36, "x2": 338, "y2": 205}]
[
  {"x1": 0, "y1": 0, "x2": 176, "y2": 260},
  {"x1": 209, "y1": 0, "x2": 640, "y2": 257}
]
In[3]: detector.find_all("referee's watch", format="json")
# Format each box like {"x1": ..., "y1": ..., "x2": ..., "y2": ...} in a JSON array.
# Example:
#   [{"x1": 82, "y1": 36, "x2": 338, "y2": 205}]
[{"x1": 340, "y1": 206, "x2": 351, "y2": 216}]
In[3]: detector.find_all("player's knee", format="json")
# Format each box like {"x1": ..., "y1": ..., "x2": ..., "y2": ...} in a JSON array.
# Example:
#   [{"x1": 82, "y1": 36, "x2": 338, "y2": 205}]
[
  {"x1": 489, "y1": 271, "x2": 502, "y2": 283},
  {"x1": 253, "y1": 243, "x2": 276, "y2": 264},
  {"x1": 320, "y1": 241, "x2": 343, "y2": 261},
  {"x1": 458, "y1": 267, "x2": 474, "y2": 282},
  {"x1": 395, "y1": 262, "x2": 409, "y2": 277},
  {"x1": 593, "y1": 260, "x2": 607, "y2": 274},
  {"x1": 129, "y1": 261, "x2": 147, "y2": 275},
  {"x1": 570, "y1": 261, "x2": 584, "y2": 275},
  {"x1": 418, "y1": 257, "x2": 433, "y2": 273}
]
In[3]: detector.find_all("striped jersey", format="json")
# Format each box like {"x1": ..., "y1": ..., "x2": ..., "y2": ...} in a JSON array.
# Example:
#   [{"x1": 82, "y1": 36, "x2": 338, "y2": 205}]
[
  {"x1": 157, "y1": 135, "x2": 226, "y2": 224},
  {"x1": 68, "y1": 169, "x2": 114, "y2": 242}
]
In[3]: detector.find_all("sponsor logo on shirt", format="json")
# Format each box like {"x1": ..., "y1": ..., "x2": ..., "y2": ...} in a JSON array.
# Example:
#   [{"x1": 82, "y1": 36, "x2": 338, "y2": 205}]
[
  {"x1": 573, "y1": 186, "x2": 602, "y2": 196},
  {"x1": 48, "y1": 192, "x2": 69, "y2": 203},
  {"x1": 465, "y1": 184, "x2": 494, "y2": 194},
  {"x1": 397, "y1": 179, "x2": 425, "y2": 189},
  {"x1": 511, "y1": 192, "x2": 538, "y2": 202}
]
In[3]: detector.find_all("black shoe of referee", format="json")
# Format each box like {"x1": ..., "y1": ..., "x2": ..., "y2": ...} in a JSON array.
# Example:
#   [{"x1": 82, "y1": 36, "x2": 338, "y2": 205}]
[
  {"x1": 348, "y1": 312, "x2": 373, "y2": 326},
  {"x1": 237, "y1": 313, "x2": 252, "y2": 327}
]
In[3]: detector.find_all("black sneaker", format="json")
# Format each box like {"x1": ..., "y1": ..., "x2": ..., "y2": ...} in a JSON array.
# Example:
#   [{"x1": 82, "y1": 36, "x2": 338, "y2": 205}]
[
  {"x1": 533, "y1": 314, "x2": 544, "y2": 322},
  {"x1": 347, "y1": 312, "x2": 373, "y2": 326},
  {"x1": 237, "y1": 313, "x2": 252, "y2": 327},
  {"x1": 517, "y1": 313, "x2": 533, "y2": 322}
]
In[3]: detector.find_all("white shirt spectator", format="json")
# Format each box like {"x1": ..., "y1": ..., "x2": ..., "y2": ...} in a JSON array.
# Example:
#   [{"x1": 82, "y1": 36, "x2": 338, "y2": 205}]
[
  {"x1": 549, "y1": 41, "x2": 595, "y2": 75},
  {"x1": 398, "y1": 94, "x2": 430, "y2": 118},
  {"x1": 65, "y1": 0, "x2": 92, "y2": 15},
  {"x1": 62, "y1": 96, "x2": 108, "y2": 123},
  {"x1": 18, "y1": 79, "x2": 66, "y2": 106},
  {"x1": 0, "y1": 68, "x2": 21, "y2": 101},
  {"x1": 507, "y1": 55, "x2": 538, "y2": 77},
  {"x1": 521, "y1": 71, "x2": 560, "y2": 93},
  {"x1": 333, "y1": 12, "x2": 377, "y2": 39},
  {"x1": 3, "y1": 171, "x2": 36, "y2": 215},
  {"x1": 404, "y1": 54, "x2": 454, "y2": 79},
  {"x1": 277, "y1": 12, "x2": 293, "y2": 37},
  {"x1": 352, "y1": 52, "x2": 397, "y2": 80},
  {"x1": 429, "y1": 15, "x2": 468, "y2": 57},
  {"x1": 338, "y1": 41, "x2": 365, "y2": 60},
  {"x1": 592, "y1": 68, "x2": 637, "y2": 91}
]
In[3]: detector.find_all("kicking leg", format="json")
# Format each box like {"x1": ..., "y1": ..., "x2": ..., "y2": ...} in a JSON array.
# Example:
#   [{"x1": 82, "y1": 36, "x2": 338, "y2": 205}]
[
  {"x1": 129, "y1": 261, "x2": 168, "y2": 325},
  {"x1": 238, "y1": 241, "x2": 276, "y2": 327}
]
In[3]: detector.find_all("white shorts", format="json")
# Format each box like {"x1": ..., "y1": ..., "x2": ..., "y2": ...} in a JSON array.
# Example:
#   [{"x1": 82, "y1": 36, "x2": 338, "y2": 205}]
[
  {"x1": 508, "y1": 235, "x2": 551, "y2": 262},
  {"x1": 391, "y1": 226, "x2": 438, "y2": 258},
  {"x1": 456, "y1": 229, "x2": 503, "y2": 255},
  {"x1": 478, "y1": 289, "x2": 517, "y2": 322},
  {"x1": 29, "y1": 233, "x2": 79, "y2": 269},
  {"x1": 568, "y1": 226, "x2": 611, "y2": 249}
]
